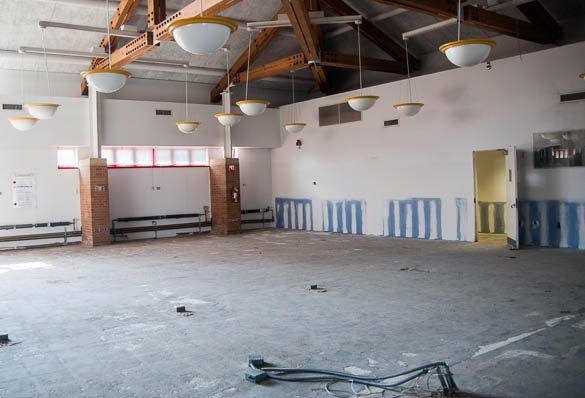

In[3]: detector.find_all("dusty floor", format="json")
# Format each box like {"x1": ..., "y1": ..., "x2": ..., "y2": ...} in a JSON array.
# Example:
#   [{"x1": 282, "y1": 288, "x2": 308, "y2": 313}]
[{"x1": 1, "y1": 230, "x2": 584, "y2": 398}]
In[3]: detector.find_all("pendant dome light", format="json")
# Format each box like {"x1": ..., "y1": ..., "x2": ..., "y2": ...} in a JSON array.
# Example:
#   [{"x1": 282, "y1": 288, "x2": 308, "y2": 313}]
[
  {"x1": 168, "y1": 1, "x2": 237, "y2": 56},
  {"x1": 284, "y1": 71, "x2": 306, "y2": 134},
  {"x1": 25, "y1": 28, "x2": 60, "y2": 119},
  {"x1": 393, "y1": 38, "x2": 424, "y2": 117},
  {"x1": 9, "y1": 53, "x2": 39, "y2": 131},
  {"x1": 82, "y1": 0, "x2": 131, "y2": 93},
  {"x1": 236, "y1": 30, "x2": 270, "y2": 116},
  {"x1": 346, "y1": 21, "x2": 379, "y2": 112},
  {"x1": 215, "y1": 49, "x2": 243, "y2": 127},
  {"x1": 176, "y1": 67, "x2": 200, "y2": 133},
  {"x1": 439, "y1": 0, "x2": 496, "y2": 68}
]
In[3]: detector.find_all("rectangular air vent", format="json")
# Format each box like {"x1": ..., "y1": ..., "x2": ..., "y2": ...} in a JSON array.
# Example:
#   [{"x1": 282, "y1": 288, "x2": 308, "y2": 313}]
[
  {"x1": 155, "y1": 109, "x2": 172, "y2": 116},
  {"x1": 384, "y1": 119, "x2": 399, "y2": 127},
  {"x1": 560, "y1": 92, "x2": 585, "y2": 103},
  {"x1": 318, "y1": 102, "x2": 361, "y2": 127},
  {"x1": 2, "y1": 104, "x2": 22, "y2": 110}
]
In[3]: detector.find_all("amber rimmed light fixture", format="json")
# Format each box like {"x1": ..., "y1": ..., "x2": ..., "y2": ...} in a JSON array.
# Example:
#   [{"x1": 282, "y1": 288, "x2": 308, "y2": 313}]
[
  {"x1": 580, "y1": 71, "x2": 585, "y2": 80},
  {"x1": 82, "y1": 0, "x2": 131, "y2": 93},
  {"x1": 346, "y1": 21, "x2": 379, "y2": 112},
  {"x1": 25, "y1": 29, "x2": 60, "y2": 119},
  {"x1": 283, "y1": 71, "x2": 306, "y2": 134},
  {"x1": 9, "y1": 53, "x2": 39, "y2": 131},
  {"x1": 236, "y1": 30, "x2": 270, "y2": 116},
  {"x1": 168, "y1": 1, "x2": 237, "y2": 56},
  {"x1": 439, "y1": 0, "x2": 495, "y2": 68},
  {"x1": 393, "y1": 38, "x2": 424, "y2": 117},
  {"x1": 215, "y1": 49, "x2": 242, "y2": 127},
  {"x1": 176, "y1": 66, "x2": 200, "y2": 133}
]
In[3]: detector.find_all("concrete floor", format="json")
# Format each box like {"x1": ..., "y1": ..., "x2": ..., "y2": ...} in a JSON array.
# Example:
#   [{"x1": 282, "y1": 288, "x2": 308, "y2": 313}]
[{"x1": 1, "y1": 230, "x2": 584, "y2": 398}]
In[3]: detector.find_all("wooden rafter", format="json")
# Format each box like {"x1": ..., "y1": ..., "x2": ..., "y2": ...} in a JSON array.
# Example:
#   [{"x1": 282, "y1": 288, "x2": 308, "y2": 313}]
[
  {"x1": 210, "y1": 6, "x2": 285, "y2": 103},
  {"x1": 319, "y1": 0, "x2": 418, "y2": 71},
  {"x1": 321, "y1": 52, "x2": 406, "y2": 74},
  {"x1": 81, "y1": 0, "x2": 142, "y2": 94},
  {"x1": 282, "y1": 0, "x2": 329, "y2": 93},
  {"x1": 232, "y1": 53, "x2": 308, "y2": 86},
  {"x1": 147, "y1": 0, "x2": 167, "y2": 29},
  {"x1": 372, "y1": 0, "x2": 561, "y2": 44},
  {"x1": 517, "y1": 1, "x2": 562, "y2": 40}
]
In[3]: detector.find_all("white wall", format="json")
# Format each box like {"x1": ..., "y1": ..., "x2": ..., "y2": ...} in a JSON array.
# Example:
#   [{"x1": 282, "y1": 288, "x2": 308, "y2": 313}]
[{"x1": 273, "y1": 42, "x2": 585, "y2": 245}]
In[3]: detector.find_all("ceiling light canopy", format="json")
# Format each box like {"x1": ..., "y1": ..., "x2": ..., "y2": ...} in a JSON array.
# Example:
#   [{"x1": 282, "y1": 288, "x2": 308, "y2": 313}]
[
  {"x1": 176, "y1": 121, "x2": 200, "y2": 134},
  {"x1": 215, "y1": 113, "x2": 243, "y2": 127},
  {"x1": 284, "y1": 123, "x2": 306, "y2": 134},
  {"x1": 24, "y1": 103, "x2": 60, "y2": 120},
  {"x1": 8, "y1": 117, "x2": 39, "y2": 131},
  {"x1": 168, "y1": 17, "x2": 237, "y2": 55},
  {"x1": 393, "y1": 103, "x2": 424, "y2": 117},
  {"x1": 82, "y1": 69, "x2": 131, "y2": 94},
  {"x1": 236, "y1": 100, "x2": 270, "y2": 116},
  {"x1": 347, "y1": 95, "x2": 380, "y2": 112},
  {"x1": 439, "y1": 39, "x2": 496, "y2": 68}
]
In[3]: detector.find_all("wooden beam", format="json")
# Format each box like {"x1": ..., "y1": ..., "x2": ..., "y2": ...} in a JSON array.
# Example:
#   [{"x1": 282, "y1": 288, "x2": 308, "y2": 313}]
[
  {"x1": 319, "y1": 0, "x2": 419, "y2": 70},
  {"x1": 517, "y1": 1, "x2": 562, "y2": 40},
  {"x1": 154, "y1": 0, "x2": 243, "y2": 42},
  {"x1": 210, "y1": 7, "x2": 284, "y2": 103},
  {"x1": 372, "y1": 0, "x2": 560, "y2": 44},
  {"x1": 282, "y1": 0, "x2": 329, "y2": 93},
  {"x1": 232, "y1": 53, "x2": 308, "y2": 85},
  {"x1": 321, "y1": 52, "x2": 406, "y2": 74},
  {"x1": 147, "y1": 0, "x2": 167, "y2": 29},
  {"x1": 94, "y1": 32, "x2": 155, "y2": 69}
]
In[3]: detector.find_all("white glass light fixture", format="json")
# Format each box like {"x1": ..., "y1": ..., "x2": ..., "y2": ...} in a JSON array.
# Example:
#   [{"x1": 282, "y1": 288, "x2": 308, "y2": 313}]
[
  {"x1": 8, "y1": 117, "x2": 39, "y2": 131},
  {"x1": 393, "y1": 38, "x2": 424, "y2": 117},
  {"x1": 168, "y1": 1, "x2": 237, "y2": 56},
  {"x1": 236, "y1": 31, "x2": 270, "y2": 116},
  {"x1": 176, "y1": 67, "x2": 200, "y2": 133},
  {"x1": 346, "y1": 21, "x2": 379, "y2": 112},
  {"x1": 82, "y1": 0, "x2": 131, "y2": 93},
  {"x1": 214, "y1": 49, "x2": 243, "y2": 127},
  {"x1": 439, "y1": 0, "x2": 495, "y2": 68},
  {"x1": 25, "y1": 29, "x2": 60, "y2": 119},
  {"x1": 283, "y1": 71, "x2": 306, "y2": 134}
]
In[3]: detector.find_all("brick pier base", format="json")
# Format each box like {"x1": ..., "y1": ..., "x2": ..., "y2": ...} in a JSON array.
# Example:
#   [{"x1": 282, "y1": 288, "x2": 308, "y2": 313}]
[
  {"x1": 209, "y1": 158, "x2": 241, "y2": 235},
  {"x1": 79, "y1": 158, "x2": 111, "y2": 246}
]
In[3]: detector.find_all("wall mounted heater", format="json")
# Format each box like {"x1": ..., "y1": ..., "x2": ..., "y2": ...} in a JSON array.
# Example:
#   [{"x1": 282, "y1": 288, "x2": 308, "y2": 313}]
[
  {"x1": 384, "y1": 119, "x2": 399, "y2": 127},
  {"x1": 560, "y1": 91, "x2": 585, "y2": 103},
  {"x1": 155, "y1": 109, "x2": 172, "y2": 116}
]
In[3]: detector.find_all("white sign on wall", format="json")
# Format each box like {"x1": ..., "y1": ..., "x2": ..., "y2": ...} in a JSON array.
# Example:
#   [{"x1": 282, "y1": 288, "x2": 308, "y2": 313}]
[{"x1": 11, "y1": 173, "x2": 37, "y2": 209}]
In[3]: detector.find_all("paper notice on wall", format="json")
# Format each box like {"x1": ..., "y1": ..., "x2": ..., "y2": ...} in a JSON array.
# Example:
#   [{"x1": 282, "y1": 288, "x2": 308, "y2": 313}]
[{"x1": 11, "y1": 173, "x2": 37, "y2": 209}]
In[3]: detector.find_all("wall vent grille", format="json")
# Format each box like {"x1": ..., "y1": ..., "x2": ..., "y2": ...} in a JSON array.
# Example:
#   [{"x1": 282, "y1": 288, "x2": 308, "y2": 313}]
[
  {"x1": 2, "y1": 104, "x2": 22, "y2": 110},
  {"x1": 318, "y1": 102, "x2": 361, "y2": 127},
  {"x1": 384, "y1": 119, "x2": 399, "y2": 127},
  {"x1": 560, "y1": 92, "x2": 585, "y2": 103},
  {"x1": 155, "y1": 109, "x2": 172, "y2": 116}
]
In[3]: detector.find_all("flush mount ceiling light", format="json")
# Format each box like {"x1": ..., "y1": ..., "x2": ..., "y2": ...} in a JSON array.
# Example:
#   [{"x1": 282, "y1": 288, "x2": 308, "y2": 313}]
[
  {"x1": 82, "y1": 0, "x2": 130, "y2": 93},
  {"x1": 176, "y1": 67, "x2": 200, "y2": 134},
  {"x1": 8, "y1": 117, "x2": 39, "y2": 131},
  {"x1": 168, "y1": 1, "x2": 237, "y2": 56},
  {"x1": 283, "y1": 71, "x2": 305, "y2": 133},
  {"x1": 25, "y1": 29, "x2": 60, "y2": 119},
  {"x1": 439, "y1": 0, "x2": 496, "y2": 68},
  {"x1": 215, "y1": 49, "x2": 243, "y2": 127},
  {"x1": 346, "y1": 21, "x2": 379, "y2": 112},
  {"x1": 394, "y1": 38, "x2": 424, "y2": 117},
  {"x1": 236, "y1": 31, "x2": 270, "y2": 116}
]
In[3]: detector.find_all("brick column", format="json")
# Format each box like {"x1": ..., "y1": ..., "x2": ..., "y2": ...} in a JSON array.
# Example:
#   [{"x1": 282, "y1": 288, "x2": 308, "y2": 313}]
[
  {"x1": 79, "y1": 158, "x2": 111, "y2": 246},
  {"x1": 209, "y1": 158, "x2": 241, "y2": 235}
]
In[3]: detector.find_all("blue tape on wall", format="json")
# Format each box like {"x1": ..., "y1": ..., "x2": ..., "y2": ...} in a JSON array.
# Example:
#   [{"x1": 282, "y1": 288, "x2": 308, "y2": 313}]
[
  {"x1": 477, "y1": 201, "x2": 506, "y2": 234},
  {"x1": 386, "y1": 198, "x2": 442, "y2": 240},
  {"x1": 275, "y1": 198, "x2": 313, "y2": 230},
  {"x1": 455, "y1": 198, "x2": 468, "y2": 241},
  {"x1": 519, "y1": 200, "x2": 585, "y2": 249},
  {"x1": 322, "y1": 200, "x2": 367, "y2": 235}
]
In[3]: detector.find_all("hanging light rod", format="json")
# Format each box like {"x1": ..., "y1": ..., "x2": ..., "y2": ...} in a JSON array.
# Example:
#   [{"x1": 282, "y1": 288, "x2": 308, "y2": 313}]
[
  {"x1": 247, "y1": 14, "x2": 361, "y2": 30},
  {"x1": 38, "y1": 21, "x2": 141, "y2": 39}
]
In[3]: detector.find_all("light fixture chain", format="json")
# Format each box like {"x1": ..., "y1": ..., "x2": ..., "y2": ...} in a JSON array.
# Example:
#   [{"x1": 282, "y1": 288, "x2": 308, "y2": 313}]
[
  {"x1": 405, "y1": 38, "x2": 412, "y2": 103},
  {"x1": 245, "y1": 30, "x2": 252, "y2": 100},
  {"x1": 20, "y1": 52, "x2": 25, "y2": 106},
  {"x1": 357, "y1": 22, "x2": 363, "y2": 92},
  {"x1": 41, "y1": 29, "x2": 52, "y2": 100},
  {"x1": 185, "y1": 67, "x2": 189, "y2": 119},
  {"x1": 292, "y1": 71, "x2": 295, "y2": 122},
  {"x1": 106, "y1": 0, "x2": 111, "y2": 69},
  {"x1": 457, "y1": 0, "x2": 461, "y2": 41}
]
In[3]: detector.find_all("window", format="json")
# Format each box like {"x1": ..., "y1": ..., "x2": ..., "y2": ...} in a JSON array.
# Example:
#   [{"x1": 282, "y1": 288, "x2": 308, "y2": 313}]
[
  {"x1": 57, "y1": 147, "x2": 78, "y2": 169},
  {"x1": 100, "y1": 146, "x2": 212, "y2": 168}
]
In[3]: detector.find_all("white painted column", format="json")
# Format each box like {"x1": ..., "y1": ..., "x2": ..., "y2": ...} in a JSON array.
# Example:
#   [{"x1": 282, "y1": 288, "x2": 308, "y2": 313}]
[
  {"x1": 88, "y1": 86, "x2": 101, "y2": 158},
  {"x1": 222, "y1": 90, "x2": 232, "y2": 158}
]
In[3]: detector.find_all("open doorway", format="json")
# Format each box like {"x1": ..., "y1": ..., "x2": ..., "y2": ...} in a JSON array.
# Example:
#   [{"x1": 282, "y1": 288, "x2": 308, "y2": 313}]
[{"x1": 473, "y1": 150, "x2": 509, "y2": 245}]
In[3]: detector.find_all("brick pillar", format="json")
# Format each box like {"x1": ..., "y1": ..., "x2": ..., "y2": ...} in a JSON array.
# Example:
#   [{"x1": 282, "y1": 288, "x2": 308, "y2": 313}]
[
  {"x1": 209, "y1": 158, "x2": 241, "y2": 235},
  {"x1": 79, "y1": 158, "x2": 111, "y2": 246}
]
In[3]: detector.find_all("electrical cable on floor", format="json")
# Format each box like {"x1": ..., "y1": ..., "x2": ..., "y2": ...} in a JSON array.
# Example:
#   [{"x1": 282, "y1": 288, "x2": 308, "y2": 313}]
[{"x1": 246, "y1": 356, "x2": 458, "y2": 397}]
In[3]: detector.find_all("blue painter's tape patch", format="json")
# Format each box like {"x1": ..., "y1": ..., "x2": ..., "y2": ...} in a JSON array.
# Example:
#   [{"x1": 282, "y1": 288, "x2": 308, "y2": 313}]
[{"x1": 275, "y1": 198, "x2": 313, "y2": 231}]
